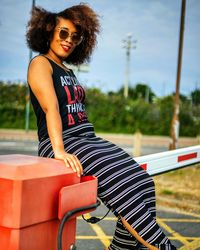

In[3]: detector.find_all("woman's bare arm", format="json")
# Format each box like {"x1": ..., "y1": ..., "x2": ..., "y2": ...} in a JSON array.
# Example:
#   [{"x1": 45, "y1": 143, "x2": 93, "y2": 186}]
[{"x1": 28, "y1": 56, "x2": 83, "y2": 176}]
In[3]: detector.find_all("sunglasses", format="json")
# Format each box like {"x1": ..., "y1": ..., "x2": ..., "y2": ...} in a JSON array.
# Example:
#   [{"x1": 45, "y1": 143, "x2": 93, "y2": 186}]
[{"x1": 57, "y1": 27, "x2": 83, "y2": 45}]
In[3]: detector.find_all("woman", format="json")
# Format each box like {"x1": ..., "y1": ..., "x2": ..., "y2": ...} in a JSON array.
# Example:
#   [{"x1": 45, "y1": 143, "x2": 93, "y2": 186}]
[{"x1": 26, "y1": 4, "x2": 176, "y2": 250}]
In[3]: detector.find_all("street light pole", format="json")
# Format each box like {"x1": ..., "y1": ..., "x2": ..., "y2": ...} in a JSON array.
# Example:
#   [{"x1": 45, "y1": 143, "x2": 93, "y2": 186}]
[
  {"x1": 25, "y1": 0, "x2": 35, "y2": 132},
  {"x1": 169, "y1": 0, "x2": 186, "y2": 150},
  {"x1": 122, "y1": 33, "x2": 136, "y2": 98}
]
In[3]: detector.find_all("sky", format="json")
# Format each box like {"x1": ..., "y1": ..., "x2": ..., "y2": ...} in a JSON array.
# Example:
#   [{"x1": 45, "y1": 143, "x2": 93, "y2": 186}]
[{"x1": 0, "y1": 0, "x2": 200, "y2": 97}]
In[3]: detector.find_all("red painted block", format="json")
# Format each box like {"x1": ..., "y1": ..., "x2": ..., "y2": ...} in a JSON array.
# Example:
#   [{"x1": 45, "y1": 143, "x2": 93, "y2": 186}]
[
  {"x1": 0, "y1": 219, "x2": 76, "y2": 250},
  {"x1": 0, "y1": 154, "x2": 98, "y2": 250},
  {"x1": 58, "y1": 175, "x2": 98, "y2": 219},
  {"x1": 0, "y1": 154, "x2": 79, "y2": 229}
]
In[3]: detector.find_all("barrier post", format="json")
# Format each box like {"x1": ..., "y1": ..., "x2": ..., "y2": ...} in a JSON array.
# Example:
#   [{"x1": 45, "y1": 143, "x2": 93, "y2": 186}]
[
  {"x1": 133, "y1": 131, "x2": 142, "y2": 157},
  {"x1": 197, "y1": 135, "x2": 200, "y2": 145}
]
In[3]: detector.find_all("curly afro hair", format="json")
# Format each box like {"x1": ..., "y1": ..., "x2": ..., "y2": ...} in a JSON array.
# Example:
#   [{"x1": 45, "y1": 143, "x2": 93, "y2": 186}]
[{"x1": 26, "y1": 3, "x2": 100, "y2": 65}]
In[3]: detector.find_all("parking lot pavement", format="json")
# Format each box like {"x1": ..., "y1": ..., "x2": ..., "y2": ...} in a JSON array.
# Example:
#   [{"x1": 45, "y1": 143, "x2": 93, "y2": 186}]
[{"x1": 75, "y1": 204, "x2": 200, "y2": 250}]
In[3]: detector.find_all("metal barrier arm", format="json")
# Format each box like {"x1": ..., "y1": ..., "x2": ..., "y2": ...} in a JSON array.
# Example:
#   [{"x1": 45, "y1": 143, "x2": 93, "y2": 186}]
[{"x1": 134, "y1": 145, "x2": 200, "y2": 176}]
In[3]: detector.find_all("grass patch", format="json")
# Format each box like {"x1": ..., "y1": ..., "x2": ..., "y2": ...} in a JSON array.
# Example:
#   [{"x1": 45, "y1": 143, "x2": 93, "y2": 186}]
[
  {"x1": 161, "y1": 189, "x2": 174, "y2": 195},
  {"x1": 153, "y1": 164, "x2": 200, "y2": 214}
]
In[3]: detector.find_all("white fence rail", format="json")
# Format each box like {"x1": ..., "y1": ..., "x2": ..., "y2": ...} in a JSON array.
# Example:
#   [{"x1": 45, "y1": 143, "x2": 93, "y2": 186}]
[{"x1": 134, "y1": 145, "x2": 200, "y2": 176}]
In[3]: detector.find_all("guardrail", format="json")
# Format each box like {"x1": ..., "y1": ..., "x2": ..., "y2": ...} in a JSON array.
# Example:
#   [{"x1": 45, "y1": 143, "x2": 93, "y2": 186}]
[{"x1": 135, "y1": 145, "x2": 200, "y2": 176}]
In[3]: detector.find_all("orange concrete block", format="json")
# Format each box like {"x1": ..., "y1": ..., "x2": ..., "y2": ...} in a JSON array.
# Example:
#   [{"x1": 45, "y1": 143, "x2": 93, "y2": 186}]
[
  {"x1": 0, "y1": 154, "x2": 98, "y2": 250},
  {"x1": 0, "y1": 219, "x2": 76, "y2": 250},
  {"x1": 58, "y1": 176, "x2": 98, "y2": 219},
  {"x1": 0, "y1": 154, "x2": 79, "y2": 229}
]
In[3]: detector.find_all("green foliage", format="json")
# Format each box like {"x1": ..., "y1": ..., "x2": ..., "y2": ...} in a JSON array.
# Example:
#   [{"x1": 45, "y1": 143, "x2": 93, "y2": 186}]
[
  {"x1": 117, "y1": 83, "x2": 156, "y2": 103},
  {"x1": 0, "y1": 81, "x2": 199, "y2": 136},
  {"x1": 191, "y1": 89, "x2": 200, "y2": 105},
  {"x1": 85, "y1": 88, "x2": 128, "y2": 132},
  {"x1": 0, "y1": 81, "x2": 36, "y2": 129},
  {"x1": 155, "y1": 96, "x2": 174, "y2": 135}
]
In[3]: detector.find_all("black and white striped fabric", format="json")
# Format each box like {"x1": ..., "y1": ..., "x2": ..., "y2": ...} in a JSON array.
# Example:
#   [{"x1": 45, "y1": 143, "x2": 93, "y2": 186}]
[{"x1": 39, "y1": 122, "x2": 176, "y2": 250}]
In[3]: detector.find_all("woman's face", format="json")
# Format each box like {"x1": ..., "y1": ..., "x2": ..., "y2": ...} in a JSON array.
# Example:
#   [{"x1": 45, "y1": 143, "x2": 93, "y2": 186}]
[{"x1": 49, "y1": 17, "x2": 82, "y2": 61}]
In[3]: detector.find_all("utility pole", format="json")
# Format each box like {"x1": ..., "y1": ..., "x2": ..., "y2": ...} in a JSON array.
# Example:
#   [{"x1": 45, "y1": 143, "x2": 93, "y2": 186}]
[
  {"x1": 169, "y1": 0, "x2": 186, "y2": 150},
  {"x1": 122, "y1": 33, "x2": 136, "y2": 98},
  {"x1": 25, "y1": 0, "x2": 35, "y2": 132}
]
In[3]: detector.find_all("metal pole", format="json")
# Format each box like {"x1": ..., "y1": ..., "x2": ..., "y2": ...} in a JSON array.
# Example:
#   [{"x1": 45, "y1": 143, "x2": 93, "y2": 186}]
[
  {"x1": 25, "y1": 0, "x2": 35, "y2": 132},
  {"x1": 169, "y1": 0, "x2": 186, "y2": 150},
  {"x1": 124, "y1": 37, "x2": 130, "y2": 98},
  {"x1": 123, "y1": 34, "x2": 136, "y2": 98}
]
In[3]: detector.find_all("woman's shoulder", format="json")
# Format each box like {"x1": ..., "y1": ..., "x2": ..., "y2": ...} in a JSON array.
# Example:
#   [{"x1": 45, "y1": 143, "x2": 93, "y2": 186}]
[
  {"x1": 28, "y1": 55, "x2": 52, "y2": 72},
  {"x1": 30, "y1": 54, "x2": 50, "y2": 65}
]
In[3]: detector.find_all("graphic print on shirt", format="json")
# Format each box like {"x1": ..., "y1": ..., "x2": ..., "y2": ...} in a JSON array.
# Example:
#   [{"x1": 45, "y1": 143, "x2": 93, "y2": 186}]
[{"x1": 60, "y1": 75, "x2": 88, "y2": 126}]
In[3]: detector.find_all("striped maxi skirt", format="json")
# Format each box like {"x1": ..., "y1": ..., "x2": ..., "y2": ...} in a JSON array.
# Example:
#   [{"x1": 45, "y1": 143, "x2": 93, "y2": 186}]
[{"x1": 38, "y1": 123, "x2": 176, "y2": 250}]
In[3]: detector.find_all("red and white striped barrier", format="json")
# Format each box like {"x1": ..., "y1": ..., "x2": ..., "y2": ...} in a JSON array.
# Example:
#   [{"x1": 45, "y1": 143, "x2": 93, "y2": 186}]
[{"x1": 134, "y1": 145, "x2": 200, "y2": 176}]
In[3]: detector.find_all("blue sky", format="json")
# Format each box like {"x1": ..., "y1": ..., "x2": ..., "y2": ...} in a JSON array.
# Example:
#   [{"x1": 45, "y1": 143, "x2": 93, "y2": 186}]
[{"x1": 0, "y1": 0, "x2": 199, "y2": 97}]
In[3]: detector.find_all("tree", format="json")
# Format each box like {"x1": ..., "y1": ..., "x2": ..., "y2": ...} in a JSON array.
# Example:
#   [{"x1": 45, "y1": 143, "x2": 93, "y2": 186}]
[
  {"x1": 117, "y1": 83, "x2": 156, "y2": 103},
  {"x1": 156, "y1": 95, "x2": 174, "y2": 135},
  {"x1": 191, "y1": 89, "x2": 200, "y2": 105}
]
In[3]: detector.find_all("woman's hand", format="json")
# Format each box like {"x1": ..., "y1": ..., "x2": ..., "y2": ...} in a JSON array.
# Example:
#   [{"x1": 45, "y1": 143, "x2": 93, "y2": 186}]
[{"x1": 54, "y1": 151, "x2": 83, "y2": 177}]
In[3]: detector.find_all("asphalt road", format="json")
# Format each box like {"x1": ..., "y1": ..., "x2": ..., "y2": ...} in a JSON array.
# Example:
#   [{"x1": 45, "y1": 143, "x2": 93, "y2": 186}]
[
  {"x1": 0, "y1": 140, "x2": 200, "y2": 249},
  {"x1": 0, "y1": 139, "x2": 168, "y2": 156}
]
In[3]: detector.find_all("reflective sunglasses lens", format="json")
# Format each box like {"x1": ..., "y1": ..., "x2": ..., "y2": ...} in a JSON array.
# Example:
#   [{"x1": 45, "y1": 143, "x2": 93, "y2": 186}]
[
  {"x1": 59, "y1": 29, "x2": 83, "y2": 44},
  {"x1": 59, "y1": 29, "x2": 69, "y2": 40},
  {"x1": 72, "y1": 34, "x2": 82, "y2": 44}
]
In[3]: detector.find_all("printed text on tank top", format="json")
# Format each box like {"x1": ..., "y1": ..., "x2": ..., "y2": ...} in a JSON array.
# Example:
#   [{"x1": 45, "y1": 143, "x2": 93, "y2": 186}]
[{"x1": 58, "y1": 67, "x2": 87, "y2": 126}]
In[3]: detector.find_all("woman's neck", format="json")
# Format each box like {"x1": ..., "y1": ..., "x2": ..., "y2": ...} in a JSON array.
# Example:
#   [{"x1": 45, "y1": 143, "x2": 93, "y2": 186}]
[
  {"x1": 46, "y1": 49, "x2": 63, "y2": 65},
  {"x1": 45, "y1": 50, "x2": 70, "y2": 72}
]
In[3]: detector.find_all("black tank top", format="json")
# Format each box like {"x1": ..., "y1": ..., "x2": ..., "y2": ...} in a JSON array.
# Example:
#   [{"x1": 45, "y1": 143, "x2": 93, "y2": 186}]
[{"x1": 29, "y1": 56, "x2": 89, "y2": 140}]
